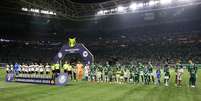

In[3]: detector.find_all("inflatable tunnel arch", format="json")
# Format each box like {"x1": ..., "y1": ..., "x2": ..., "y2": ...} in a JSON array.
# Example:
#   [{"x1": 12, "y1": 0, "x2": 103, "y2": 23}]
[{"x1": 54, "y1": 43, "x2": 94, "y2": 65}]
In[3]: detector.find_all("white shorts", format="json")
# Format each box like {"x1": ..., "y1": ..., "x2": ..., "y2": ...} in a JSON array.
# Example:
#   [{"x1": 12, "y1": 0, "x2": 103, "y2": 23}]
[
  {"x1": 29, "y1": 69, "x2": 32, "y2": 72},
  {"x1": 149, "y1": 73, "x2": 154, "y2": 76},
  {"x1": 116, "y1": 75, "x2": 120, "y2": 79},
  {"x1": 6, "y1": 68, "x2": 10, "y2": 71},
  {"x1": 140, "y1": 71, "x2": 143, "y2": 76},
  {"x1": 120, "y1": 76, "x2": 124, "y2": 80},
  {"x1": 46, "y1": 69, "x2": 50, "y2": 72},
  {"x1": 35, "y1": 68, "x2": 39, "y2": 72},
  {"x1": 97, "y1": 75, "x2": 101, "y2": 79},
  {"x1": 177, "y1": 75, "x2": 182, "y2": 80},
  {"x1": 31, "y1": 68, "x2": 35, "y2": 71},
  {"x1": 164, "y1": 76, "x2": 169, "y2": 79},
  {"x1": 18, "y1": 68, "x2": 21, "y2": 72}
]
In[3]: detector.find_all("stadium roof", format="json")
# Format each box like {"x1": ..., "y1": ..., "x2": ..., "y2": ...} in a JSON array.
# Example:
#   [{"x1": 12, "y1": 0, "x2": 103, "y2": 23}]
[
  {"x1": 1, "y1": 0, "x2": 201, "y2": 20},
  {"x1": 0, "y1": 0, "x2": 136, "y2": 19}
]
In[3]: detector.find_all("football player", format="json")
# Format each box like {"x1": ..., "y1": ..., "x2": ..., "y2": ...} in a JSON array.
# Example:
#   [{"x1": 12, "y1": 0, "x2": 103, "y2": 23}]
[
  {"x1": 175, "y1": 60, "x2": 181, "y2": 85},
  {"x1": 138, "y1": 63, "x2": 144, "y2": 83},
  {"x1": 45, "y1": 63, "x2": 51, "y2": 79},
  {"x1": 156, "y1": 66, "x2": 161, "y2": 86},
  {"x1": 144, "y1": 65, "x2": 149, "y2": 85},
  {"x1": 39, "y1": 63, "x2": 44, "y2": 79},
  {"x1": 177, "y1": 65, "x2": 184, "y2": 87},
  {"x1": 6, "y1": 64, "x2": 10, "y2": 73},
  {"x1": 188, "y1": 60, "x2": 198, "y2": 88},
  {"x1": 148, "y1": 62, "x2": 155, "y2": 84},
  {"x1": 164, "y1": 62, "x2": 170, "y2": 86}
]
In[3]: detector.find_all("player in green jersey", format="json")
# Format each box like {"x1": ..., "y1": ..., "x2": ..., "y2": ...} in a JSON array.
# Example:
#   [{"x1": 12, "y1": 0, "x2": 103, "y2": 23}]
[{"x1": 188, "y1": 60, "x2": 198, "y2": 88}]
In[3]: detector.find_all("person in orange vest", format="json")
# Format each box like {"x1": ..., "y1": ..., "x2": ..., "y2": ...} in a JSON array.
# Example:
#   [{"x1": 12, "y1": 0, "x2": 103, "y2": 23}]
[{"x1": 76, "y1": 61, "x2": 83, "y2": 81}]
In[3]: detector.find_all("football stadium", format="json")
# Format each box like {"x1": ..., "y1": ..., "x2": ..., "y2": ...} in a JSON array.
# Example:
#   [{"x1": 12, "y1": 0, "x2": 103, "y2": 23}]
[{"x1": 0, "y1": 0, "x2": 201, "y2": 101}]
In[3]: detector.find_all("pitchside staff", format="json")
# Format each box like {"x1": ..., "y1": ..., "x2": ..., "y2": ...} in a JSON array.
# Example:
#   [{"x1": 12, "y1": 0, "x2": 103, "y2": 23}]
[{"x1": 63, "y1": 61, "x2": 73, "y2": 80}]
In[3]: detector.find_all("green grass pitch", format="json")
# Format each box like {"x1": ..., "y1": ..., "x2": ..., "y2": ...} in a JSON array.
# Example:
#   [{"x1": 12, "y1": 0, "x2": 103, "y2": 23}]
[{"x1": 0, "y1": 69, "x2": 201, "y2": 101}]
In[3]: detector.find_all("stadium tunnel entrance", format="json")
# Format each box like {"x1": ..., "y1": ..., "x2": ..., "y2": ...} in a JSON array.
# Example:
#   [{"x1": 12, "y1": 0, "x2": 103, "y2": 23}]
[
  {"x1": 62, "y1": 53, "x2": 84, "y2": 65},
  {"x1": 54, "y1": 43, "x2": 94, "y2": 65}
]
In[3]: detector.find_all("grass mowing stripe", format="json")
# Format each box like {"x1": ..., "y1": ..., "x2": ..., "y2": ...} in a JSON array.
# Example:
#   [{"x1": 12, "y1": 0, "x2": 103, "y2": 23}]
[
  {"x1": 35, "y1": 83, "x2": 116, "y2": 101},
  {"x1": 0, "y1": 69, "x2": 201, "y2": 101},
  {"x1": 0, "y1": 83, "x2": 83, "y2": 101}
]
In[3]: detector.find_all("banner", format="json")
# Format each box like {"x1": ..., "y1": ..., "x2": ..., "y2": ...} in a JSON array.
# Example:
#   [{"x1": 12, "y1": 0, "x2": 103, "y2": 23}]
[
  {"x1": 55, "y1": 73, "x2": 68, "y2": 86},
  {"x1": 0, "y1": 63, "x2": 6, "y2": 69},
  {"x1": 6, "y1": 73, "x2": 14, "y2": 82},
  {"x1": 5, "y1": 73, "x2": 68, "y2": 86}
]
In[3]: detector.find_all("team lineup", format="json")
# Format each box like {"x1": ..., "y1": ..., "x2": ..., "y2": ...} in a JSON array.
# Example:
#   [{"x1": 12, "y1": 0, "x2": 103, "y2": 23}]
[{"x1": 5, "y1": 60, "x2": 198, "y2": 88}]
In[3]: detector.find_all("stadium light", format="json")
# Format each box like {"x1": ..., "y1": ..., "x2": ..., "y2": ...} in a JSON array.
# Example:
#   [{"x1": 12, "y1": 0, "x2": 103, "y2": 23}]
[
  {"x1": 30, "y1": 8, "x2": 39, "y2": 13},
  {"x1": 22, "y1": 8, "x2": 28, "y2": 11},
  {"x1": 137, "y1": 3, "x2": 144, "y2": 8},
  {"x1": 149, "y1": 0, "x2": 158, "y2": 6},
  {"x1": 103, "y1": 10, "x2": 109, "y2": 14},
  {"x1": 160, "y1": 0, "x2": 172, "y2": 5},
  {"x1": 117, "y1": 6, "x2": 126, "y2": 13},
  {"x1": 97, "y1": 10, "x2": 104, "y2": 15},
  {"x1": 21, "y1": 7, "x2": 56, "y2": 15},
  {"x1": 129, "y1": 3, "x2": 137, "y2": 11},
  {"x1": 177, "y1": 0, "x2": 190, "y2": 2},
  {"x1": 41, "y1": 10, "x2": 56, "y2": 15}
]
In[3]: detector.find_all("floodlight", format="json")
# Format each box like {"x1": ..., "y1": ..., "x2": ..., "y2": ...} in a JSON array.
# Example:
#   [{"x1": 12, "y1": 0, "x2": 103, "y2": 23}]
[
  {"x1": 160, "y1": 0, "x2": 172, "y2": 5},
  {"x1": 129, "y1": 3, "x2": 137, "y2": 11},
  {"x1": 117, "y1": 6, "x2": 126, "y2": 13}
]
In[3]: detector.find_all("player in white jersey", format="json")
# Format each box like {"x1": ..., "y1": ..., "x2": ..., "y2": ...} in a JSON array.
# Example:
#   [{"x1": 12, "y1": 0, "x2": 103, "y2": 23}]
[
  {"x1": 39, "y1": 63, "x2": 44, "y2": 78},
  {"x1": 10, "y1": 64, "x2": 14, "y2": 72},
  {"x1": 28, "y1": 64, "x2": 31, "y2": 74},
  {"x1": 45, "y1": 63, "x2": 51, "y2": 74},
  {"x1": 21, "y1": 63, "x2": 26, "y2": 78},
  {"x1": 177, "y1": 65, "x2": 184, "y2": 87},
  {"x1": 30, "y1": 63, "x2": 34, "y2": 74},
  {"x1": 39, "y1": 63, "x2": 44, "y2": 74},
  {"x1": 18, "y1": 64, "x2": 22, "y2": 78},
  {"x1": 18, "y1": 64, "x2": 22, "y2": 73},
  {"x1": 24, "y1": 64, "x2": 28, "y2": 78},
  {"x1": 6, "y1": 64, "x2": 10, "y2": 73},
  {"x1": 45, "y1": 63, "x2": 51, "y2": 79},
  {"x1": 28, "y1": 64, "x2": 33, "y2": 78},
  {"x1": 34, "y1": 63, "x2": 39, "y2": 78},
  {"x1": 124, "y1": 68, "x2": 130, "y2": 83},
  {"x1": 24, "y1": 64, "x2": 28, "y2": 73},
  {"x1": 21, "y1": 63, "x2": 25, "y2": 74},
  {"x1": 84, "y1": 64, "x2": 90, "y2": 81},
  {"x1": 96, "y1": 68, "x2": 102, "y2": 83}
]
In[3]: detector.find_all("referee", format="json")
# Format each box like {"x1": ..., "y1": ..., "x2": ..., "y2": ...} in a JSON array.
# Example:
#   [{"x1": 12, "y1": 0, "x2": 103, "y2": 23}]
[{"x1": 63, "y1": 61, "x2": 72, "y2": 80}]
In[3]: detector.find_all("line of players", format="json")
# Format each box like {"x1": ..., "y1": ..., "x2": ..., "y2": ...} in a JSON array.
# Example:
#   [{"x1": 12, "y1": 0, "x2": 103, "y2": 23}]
[
  {"x1": 85, "y1": 62, "x2": 168, "y2": 85},
  {"x1": 82, "y1": 60, "x2": 198, "y2": 88},
  {"x1": 5, "y1": 60, "x2": 198, "y2": 88},
  {"x1": 6, "y1": 63, "x2": 52, "y2": 79}
]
